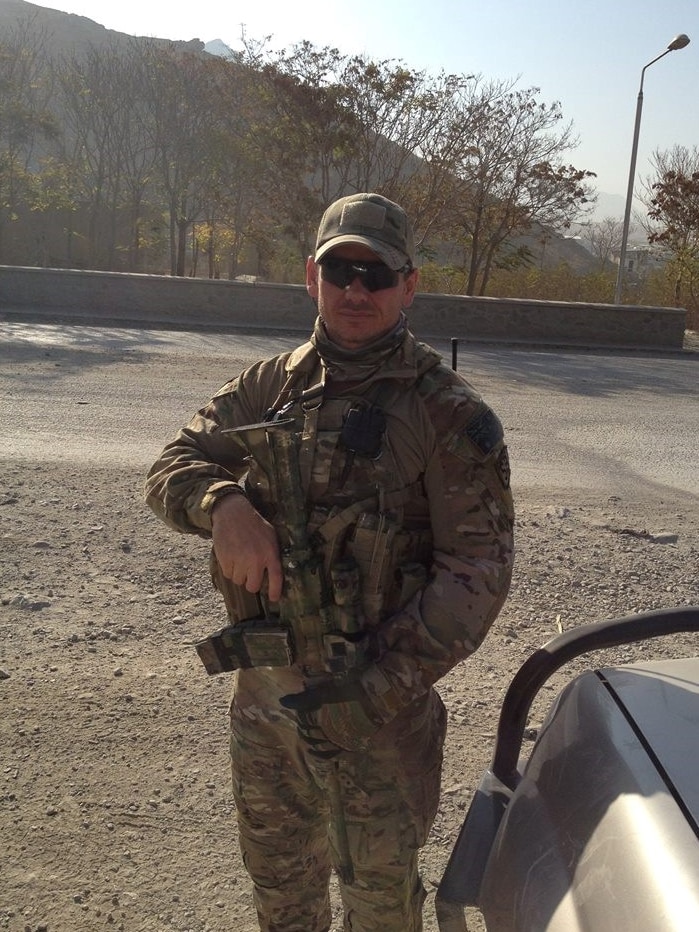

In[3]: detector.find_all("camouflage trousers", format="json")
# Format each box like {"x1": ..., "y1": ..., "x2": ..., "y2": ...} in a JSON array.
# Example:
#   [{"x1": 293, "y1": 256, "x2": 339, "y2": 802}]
[{"x1": 229, "y1": 686, "x2": 447, "y2": 932}]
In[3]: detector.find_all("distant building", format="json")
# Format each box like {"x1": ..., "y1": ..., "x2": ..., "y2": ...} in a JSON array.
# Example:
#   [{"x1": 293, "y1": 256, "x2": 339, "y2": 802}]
[{"x1": 616, "y1": 242, "x2": 668, "y2": 282}]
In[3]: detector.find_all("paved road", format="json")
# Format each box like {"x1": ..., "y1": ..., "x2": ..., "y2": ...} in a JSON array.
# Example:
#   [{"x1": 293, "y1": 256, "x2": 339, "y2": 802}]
[{"x1": 2, "y1": 321, "x2": 697, "y2": 502}]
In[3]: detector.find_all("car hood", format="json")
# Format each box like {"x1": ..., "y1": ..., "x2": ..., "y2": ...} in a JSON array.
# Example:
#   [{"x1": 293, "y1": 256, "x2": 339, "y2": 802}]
[{"x1": 601, "y1": 657, "x2": 699, "y2": 825}]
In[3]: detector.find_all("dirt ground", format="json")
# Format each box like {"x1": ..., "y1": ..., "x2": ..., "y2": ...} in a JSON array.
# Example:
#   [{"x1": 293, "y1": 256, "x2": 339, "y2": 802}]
[{"x1": 1, "y1": 344, "x2": 698, "y2": 932}]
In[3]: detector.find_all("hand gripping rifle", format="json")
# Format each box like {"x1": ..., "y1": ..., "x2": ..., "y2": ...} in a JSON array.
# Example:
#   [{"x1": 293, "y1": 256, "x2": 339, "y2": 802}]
[{"x1": 194, "y1": 417, "x2": 325, "y2": 676}]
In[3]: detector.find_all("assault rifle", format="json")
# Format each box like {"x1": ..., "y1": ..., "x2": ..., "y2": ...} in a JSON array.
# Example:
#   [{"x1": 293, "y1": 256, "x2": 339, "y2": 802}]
[{"x1": 196, "y1": 417, "x2": 355, "y2": 882}]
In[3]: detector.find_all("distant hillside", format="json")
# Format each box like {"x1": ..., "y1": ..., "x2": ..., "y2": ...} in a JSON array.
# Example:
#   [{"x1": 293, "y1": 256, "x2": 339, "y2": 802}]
[
  {"x1": 205, "y1": 38, "x2": 235, "y2": 58},
  {"x1": 590, "y1": 190, "x2": 625, "y2": 221},
  {"x1": 0, "y1": 0, "x2": 207, "y2": 55}
]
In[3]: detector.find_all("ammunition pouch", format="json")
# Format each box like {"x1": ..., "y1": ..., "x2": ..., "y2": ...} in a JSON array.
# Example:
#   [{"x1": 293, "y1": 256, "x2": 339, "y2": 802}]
[
  {"x1": 199, "y1": 549, "x2": 293, "y2": 674},
  {"x1": 322, "y1": 631, "x2": 370, "y2": 675},
  {"x1": 345, "y1": 513, "x2": 431, "y2": 624},
  {"x1": 196, "y1": 619, "x2": 294, "y2": 675},
  {"x1": 202, "y1": 510, "x2": 430, "y2": 676}
]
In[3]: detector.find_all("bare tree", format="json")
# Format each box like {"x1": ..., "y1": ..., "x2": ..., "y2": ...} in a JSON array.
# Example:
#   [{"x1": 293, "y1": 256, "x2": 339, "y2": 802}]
[
  {"x1": 437, "y1": 79, "x2": 595, "y2": 295},
  {"x1": 642, "y1": 145, "x2": 699, "y2": 313},
  {"x1": 580, "y1": 217, "x2": 625, "y2": 270},
  {"x1": 0, "y1": 14, "x2": 58, "y2": 262},
  {"x1": 641, "y1": 145, "x2": 699, "y2": 242},
  {"x1": 235, "y1": 41, "x2": 361, "y2": 263},
  {"x1": 193, "y1": 57, "x2": 263, "y2": 279},
  {"x1": 53, "y1": 40, "x2": 162, "y2": 270},
  {"x1": 238, "y1": 41, "x2": 471, "y2": 263},
  {"x1": 140, "y1": 45, "x2": 235, "y2": 276}
]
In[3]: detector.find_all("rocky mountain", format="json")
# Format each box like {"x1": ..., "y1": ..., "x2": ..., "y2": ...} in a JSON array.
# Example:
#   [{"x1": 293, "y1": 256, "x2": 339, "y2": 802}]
[
  {"x1": 0, "y1": 0, "x2": 207, "y2": 56},
  {"x1": 204, "y1": 37, "x2": 235, "y2": 58}
]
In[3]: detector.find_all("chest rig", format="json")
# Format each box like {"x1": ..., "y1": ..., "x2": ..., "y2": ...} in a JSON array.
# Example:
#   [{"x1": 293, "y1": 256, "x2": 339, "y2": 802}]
[{"x1": 206, "y1": 343, "x2": 442, "y2": 679}]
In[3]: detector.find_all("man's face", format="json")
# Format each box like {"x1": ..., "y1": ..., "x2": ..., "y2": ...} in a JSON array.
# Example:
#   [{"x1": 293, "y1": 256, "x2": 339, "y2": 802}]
[{"x1": 306, "y1": 243, "x2": 418, "y2": 350}]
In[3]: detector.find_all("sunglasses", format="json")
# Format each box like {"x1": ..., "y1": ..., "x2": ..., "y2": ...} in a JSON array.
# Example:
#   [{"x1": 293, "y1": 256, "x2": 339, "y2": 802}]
[{"x1": 318, "y1": 257, "x2": 411, "y2": 292}]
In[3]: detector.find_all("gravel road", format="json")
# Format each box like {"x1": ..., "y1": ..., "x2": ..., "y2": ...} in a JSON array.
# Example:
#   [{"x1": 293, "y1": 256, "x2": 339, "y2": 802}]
[{"x1": 1, "y1": 322, "x2": 697, "y2": 932}]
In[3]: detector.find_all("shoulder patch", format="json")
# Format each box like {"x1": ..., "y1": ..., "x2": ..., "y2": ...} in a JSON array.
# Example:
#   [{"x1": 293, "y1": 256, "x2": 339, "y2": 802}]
[
  {"x1": 495, "y1": 446, "x2": 512, "y2": 489},
  {"x1": 464, "y1": 407, "x2": 504, "y2": 457}
]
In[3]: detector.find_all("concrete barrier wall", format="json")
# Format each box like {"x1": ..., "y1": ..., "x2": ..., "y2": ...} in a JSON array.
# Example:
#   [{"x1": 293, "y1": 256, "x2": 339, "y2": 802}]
[{"x1": 0, "y1": 265, "x2": 687, "y2": 349}]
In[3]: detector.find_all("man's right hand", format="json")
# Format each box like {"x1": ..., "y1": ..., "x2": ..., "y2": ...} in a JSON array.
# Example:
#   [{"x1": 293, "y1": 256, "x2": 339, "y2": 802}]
[{"x1": 211, "y1": 494, "x2": 283, "y2": 602}]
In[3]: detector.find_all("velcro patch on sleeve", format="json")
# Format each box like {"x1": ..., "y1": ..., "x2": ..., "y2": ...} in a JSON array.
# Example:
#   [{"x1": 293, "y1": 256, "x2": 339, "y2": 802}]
[
  {"x1": 463, "y1": 407, "x2": 504, "y2": 457},
  {"x1": 496, "y1": 446, "x2": 512, "y2": 489}
]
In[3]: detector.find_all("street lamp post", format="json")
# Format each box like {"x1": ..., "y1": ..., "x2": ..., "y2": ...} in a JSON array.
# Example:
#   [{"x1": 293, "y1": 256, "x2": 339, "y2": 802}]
[{"x1": 613, "y1": 33, "x2": 690, "y2": 305}]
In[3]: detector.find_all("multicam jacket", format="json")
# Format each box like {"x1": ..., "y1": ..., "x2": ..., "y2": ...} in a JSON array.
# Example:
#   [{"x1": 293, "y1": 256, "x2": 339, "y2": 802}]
[{"x1": 145, "y1": 317, "x2": 514, "y2": 733}]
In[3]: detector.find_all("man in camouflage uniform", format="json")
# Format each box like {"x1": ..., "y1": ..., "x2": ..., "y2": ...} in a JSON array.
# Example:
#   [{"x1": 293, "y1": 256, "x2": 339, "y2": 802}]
[{"x1": 145, "y1": 192, "x2": 514, "y2": 932}]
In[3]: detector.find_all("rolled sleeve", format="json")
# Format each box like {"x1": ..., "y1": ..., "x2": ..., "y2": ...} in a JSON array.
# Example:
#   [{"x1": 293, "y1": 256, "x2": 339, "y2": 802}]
[{"x1": 144, "y1": 367, "x2": 269, "y2": 535}]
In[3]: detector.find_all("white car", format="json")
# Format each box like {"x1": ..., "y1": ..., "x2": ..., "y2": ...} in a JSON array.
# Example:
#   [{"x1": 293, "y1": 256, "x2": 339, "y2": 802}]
[{"x1": 436, "y1": 606, "x2": 699, "y2": 932}]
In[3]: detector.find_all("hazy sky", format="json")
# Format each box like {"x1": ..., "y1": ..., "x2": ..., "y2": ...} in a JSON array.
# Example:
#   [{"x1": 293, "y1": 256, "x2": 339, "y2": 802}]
[{"x1": 41, "y1": 0, "x2": 698, "y2": 210}]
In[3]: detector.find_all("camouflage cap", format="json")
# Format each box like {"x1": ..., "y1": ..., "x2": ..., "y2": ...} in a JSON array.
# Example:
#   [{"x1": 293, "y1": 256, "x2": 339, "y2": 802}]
[{"x1": 314, "y1": 193, "x2": 415, "y2": 270}]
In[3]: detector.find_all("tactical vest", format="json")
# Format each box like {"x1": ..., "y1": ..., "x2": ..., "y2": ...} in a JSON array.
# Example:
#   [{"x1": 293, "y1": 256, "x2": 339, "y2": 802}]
[{"x1": 208, "y1": 342, "x2": 443, "y2": 679}]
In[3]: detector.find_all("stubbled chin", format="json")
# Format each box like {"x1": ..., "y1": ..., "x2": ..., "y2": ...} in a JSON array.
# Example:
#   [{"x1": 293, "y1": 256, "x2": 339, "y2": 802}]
[{"x1": 333, "y1": 326, "x2": 387, "y2": 350}]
